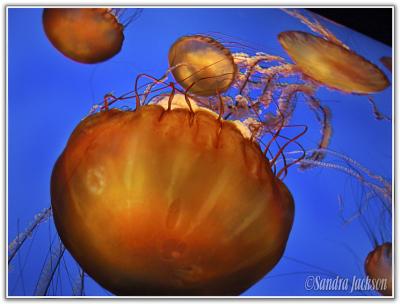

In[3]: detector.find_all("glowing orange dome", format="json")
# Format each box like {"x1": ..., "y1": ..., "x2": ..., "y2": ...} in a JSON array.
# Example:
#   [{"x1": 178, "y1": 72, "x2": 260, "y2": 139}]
[
  {"x1": 278, "y1": 31, "x2": 389, "y2": 94},
  {"x1": 50, "y1": 95, "x2": 294, "y2": 295},
  {"x1": 42, "y1": 8, "x2": 124, "y2": 64},
  {"x1": 365, "y1": 242, "x2": 392, "y2": 296},
  {"x1": 169, "y1": 35, "x2": 237, "y2": 96}
]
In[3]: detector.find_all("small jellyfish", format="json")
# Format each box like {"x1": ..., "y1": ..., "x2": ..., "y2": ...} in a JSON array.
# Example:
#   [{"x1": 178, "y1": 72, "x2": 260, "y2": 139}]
[
  {"x1": 278, "y1": 31, "x2": 390, "y2": 94},
  {"x1": 168, "y1": 35, "x2": 237, "y2": 96},
  {"x1": 50, "y1": 93, "x2": 295, "y2": 296},
  {"x1": 380, "y1": 56, "x2": 392, "y2": 73},
  {"x1": 365, "y1": 243, "x2": 392, "y2": 296},
  {"x1": 43, "y1": 8, "x2": 125, "y2": 64}
]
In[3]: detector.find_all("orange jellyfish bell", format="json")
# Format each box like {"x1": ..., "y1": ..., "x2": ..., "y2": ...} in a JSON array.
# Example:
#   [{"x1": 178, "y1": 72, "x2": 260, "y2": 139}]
[
  {"x1": 169, "y1": 35, "x2": 237, "y2": 96},
  {"x1": 42, "y1": 8, "x2": 124, "y2": 64},
  {"x1": 278, "y1": 31, "x2": 390, "y2": 94},
  {"x1": 50, "y1": 94, "x2": 294, "y2": 296},
  {"x1": 365, "y1": 242, "x2": 392, "y2": 296},
  {"x1": 380, "y1": 56, "x2": 392, "y2": 73}
]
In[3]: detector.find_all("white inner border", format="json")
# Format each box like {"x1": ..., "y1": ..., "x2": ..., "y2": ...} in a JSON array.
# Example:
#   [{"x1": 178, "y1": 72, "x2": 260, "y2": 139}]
[{"x1": 3, "y1": 1, "x2": 396, "y2": 303}]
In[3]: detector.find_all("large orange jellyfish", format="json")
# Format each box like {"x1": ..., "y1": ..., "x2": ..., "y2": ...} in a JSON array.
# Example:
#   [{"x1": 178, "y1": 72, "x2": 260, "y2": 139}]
[
  {"x1": 365, "y1": 243, "x2": 392, "y2": 296},
  {"x1": 42, "y1": 8, "x2": 134, "y2": 64},
  {"x1": 168, "y1": 35, "x2": 237, "y2": 96},
  {"x1": 8, "y1": 32, "x2": 315, "y2": 296},
  {"x1": 50, "y1": 90, "x2": 295, "y2": 296}
]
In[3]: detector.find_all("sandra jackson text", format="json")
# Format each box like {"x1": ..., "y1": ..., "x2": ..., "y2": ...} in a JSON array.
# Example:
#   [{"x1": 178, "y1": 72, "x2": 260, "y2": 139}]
[{"x1": 304, "y1": 275, "x2": 388, "y2": 294}]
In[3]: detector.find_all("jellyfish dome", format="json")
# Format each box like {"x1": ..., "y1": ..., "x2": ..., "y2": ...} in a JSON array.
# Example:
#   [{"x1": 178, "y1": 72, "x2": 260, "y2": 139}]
[
  {"x1": 168, "y1": 35, "x2": 237, "y2": 96},
  {"x1": 42, "y1": 8, "x2": 124, "y2": 64},
  {"x1": 50, "y1": 94, "x2": 294, "y2": 296},
  {"x1": 365, "y1": 243, "x2": 392, "y2": 296},
  {"x1": 278, "y1": 31, "x2": 390, "y2": 94}
]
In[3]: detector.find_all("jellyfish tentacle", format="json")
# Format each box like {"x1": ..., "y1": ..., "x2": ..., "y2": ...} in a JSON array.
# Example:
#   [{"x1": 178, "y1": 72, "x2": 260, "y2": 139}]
[
  {"x1": 274, "y1": 139, "x2": 289, "y2": 178},
  {"x1": 236, "y1": 55, "x2": 284, "y2": 95},
  {"x1": 264, "y1": 116, "x2": 285, "y2": 157},
  {"x1": 295, "y1": 158, "x2": 391, "y2": 204},
  {"x1": 262, "y1": 94, "x2": 289, "y2": 156},
  {"x1": 135, "y1": 73, "x2": 164, "y2": 108},
  {"x1": 270, "y1": 124, "x2": 308, "y2": 168},
  {"x1": 368, "y1": 96, "x2": 392, "y2": 121},
  {"x1": 167, "y1": 82, "x2": 176, "y2": 111},
  {"x1": 8, "y1": 207, "x2": 52, "y2": 265},
  {"x1": 300, "y1": 96, "x2": 333, "y2": 169},
  {"x1": 286, "y1": 148, "x2": 392, "y2": 210},
  {"x1": 34, "y1": 239, "x2": 65, "y2": 296},
  {"x1": 183, "y1": 83, "x2": 195, "y2": 114},
  {"x1": 72, "y1": 268, "x2": 85, "y2": 296},
  {"x1": 101, "y1": 93, "x2": 118, "y2": 111},
  {"x1": 158, "y1": 84, "x2": 177, "y2": 122},
  {"x1": 133, "y1": 72, "x2": 176, "y2": 108},
  {"x1": 216, "y1": 90, "x2": 225, "y2": 120},
  {"x1": 277, "y1": 135, "x2": 307, "y2": 179},
  {"x1": 299, "y1": 148, "x2": 392, "y2": 195},
  {"x1": 120, "y1": 8, "x2": 143, "y2": 28},
  {"x1": 282, "y1": 8, "x2": 349, "y2": 49}
]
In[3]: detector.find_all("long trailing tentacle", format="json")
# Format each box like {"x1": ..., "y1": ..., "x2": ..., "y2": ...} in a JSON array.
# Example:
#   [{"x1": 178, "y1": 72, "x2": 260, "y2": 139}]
[
  {"x1": 282, "y1": 8, "x2": 349, "y2": 49},
  {"x1": 72, "y1": 268, "x2": 85, "y2": 296},
  {"x1": 300, "y1": 96, "x2": 333, "y2": 169},
  {"x1": 94, "y1": 69, "x2": 175, "y2": 112},
  {"x1": 236, "y1": 55, "x2": 285, "y2": 95},
  {"x1": 270, "y1": 124, "x2": 308, "y2": 167},
  {"x1": 134, "y1": 73, "x2": 172, "y2": 108},
  {"x1": 368, "y1": 96, "x2": 392, "y2": 121},
  {"x1": 34, "y1": 238, "x2": 65, "y2": 296},
  {"x1": 276, "y1": 132, "x2": 307, "y2": 179},
  {"x1": 286, "y1": 152, "x2": 392, "y2": 205},
  {"x1": 296, "y1": 148, "x2": 391, "y2": 191},
  {"x1": 9, "y1": 207, "x2": 52, "y2": 265}
]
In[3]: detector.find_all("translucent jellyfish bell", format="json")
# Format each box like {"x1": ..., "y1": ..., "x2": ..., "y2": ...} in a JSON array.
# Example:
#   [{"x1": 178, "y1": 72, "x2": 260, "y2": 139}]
[
  {"x1": 169, "y1": 35, "x2": 237, "y2": 96},
  {"x1": 43, "y1": 8, "x2": 125, "y2": 64},
  {"x1": 278, "y1": 31, "x2": 390, "y2": 94}
]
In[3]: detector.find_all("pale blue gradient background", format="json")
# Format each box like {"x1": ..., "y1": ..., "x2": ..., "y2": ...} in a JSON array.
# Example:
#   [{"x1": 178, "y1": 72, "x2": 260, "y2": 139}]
[{"x1": 8, "y1": 8, "x2": 392, "y2": 296}]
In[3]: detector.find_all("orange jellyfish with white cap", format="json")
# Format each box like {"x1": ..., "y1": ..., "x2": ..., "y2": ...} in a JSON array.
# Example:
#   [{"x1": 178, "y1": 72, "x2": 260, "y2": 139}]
[
  {"x1": 42, "y1": 8, "x2": 141, "y2": 64},
  {"x1": 50, "y1": 85, "x2": 299, "y2": 295},
  {"x1": 10, "y1": 31, "x2": 314, "y2": 295},
  {"x1": 46, "y1": 28, "x2": 322, "y2": 294}
]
